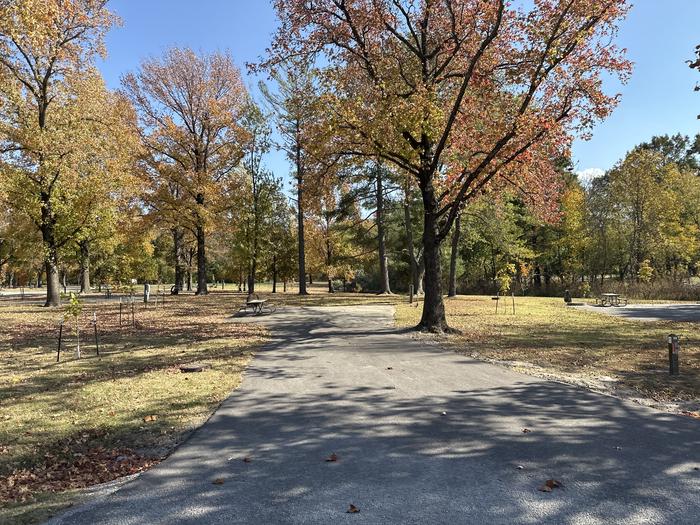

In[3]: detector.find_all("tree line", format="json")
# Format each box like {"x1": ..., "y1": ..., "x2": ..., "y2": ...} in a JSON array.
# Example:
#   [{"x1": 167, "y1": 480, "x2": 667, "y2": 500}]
[
  {"x1": 0, "y1": 0, "x2": 637, "y2": 333},
  {"x1": 449, "y1": 135, "x2": 700, "y2": 299}
]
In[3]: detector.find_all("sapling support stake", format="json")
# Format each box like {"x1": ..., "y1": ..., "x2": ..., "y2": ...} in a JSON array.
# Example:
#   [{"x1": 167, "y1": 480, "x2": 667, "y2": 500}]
[
  {"x1": 57, "y1": 318, "x2": 64, "y2": 362},
  {"x1": 93, "y1": 310, "x2": 100, "y2": 356}
]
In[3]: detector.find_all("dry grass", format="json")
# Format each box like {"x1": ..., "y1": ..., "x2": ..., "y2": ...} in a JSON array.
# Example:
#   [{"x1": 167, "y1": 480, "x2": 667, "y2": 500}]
[
  {"x1": 396, "y1": 295, "x2": 700, "y2": 404},
  {"x1": 0, "y1": 292, "x2": 265, "y2": 524}
]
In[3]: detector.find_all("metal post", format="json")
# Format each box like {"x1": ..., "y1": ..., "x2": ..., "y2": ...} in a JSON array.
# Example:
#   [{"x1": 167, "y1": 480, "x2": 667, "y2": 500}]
[
  {"x1": 57, "y1": 319, "x2": 64, "y2": 362},
  {"x1": 119, "y1": 298, "x2": 122, "y2": 326},
  {"x1": 93, "y1": 311, "x2": 99, "y2": 356},
  {"x1": 409, "y1": 284, "x2": 414, "y2": 304},
  {"x1": 512, "y1": 292, "x2": 516, "y2": 315},
  {"x1": 131, "y1": 297, "x2": 135, "y2": 327},
  {"x1": 668, "y1": 334, "x2": 680, "y2": 376}
]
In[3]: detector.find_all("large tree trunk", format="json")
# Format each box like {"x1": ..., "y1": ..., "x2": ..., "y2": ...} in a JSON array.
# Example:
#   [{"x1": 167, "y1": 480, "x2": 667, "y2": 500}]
[
  {"x1": 416, "y1": 257, "x2": 425, "y2": 295},
  {"x1": 195, "y1": 189, "x2": 208, "y2": 295},
  {"x1": 195, "y1": 223, "x2": 207, "y2": 295},
  {"x1": 173, "y1": 228, "x2": 183, "y2": 294},
  {"x1": 376, "y1": 165, "x2": 391, "y2": 294},
  {"x1": 404, "y1": 200, "x2": 418, "y2": 294},
  {"x1": 79, "y1": 240, "x2": 91, "y2": 293},
  {"x1": 44, "y1": 256, "x2": 60, "y2": 307},
  {"x1": 297, "y1": 181, "x2": 308, "y2": 295},
  {"x1": 249, "y1": 257, "x2": 256, "y2": 294},
  {"x1": 272, "y1": 255, "x2": 277, "y2": 293},
  {"x1": 295, "y1": 125, "x2": 308, "y2": 295},
  {"x1": 40, "y1": 193, "x2": 61, "y2": 307},
  {"x1": 448, "y1": 213, "x2": 461, "y2": 297},
  {"x1": 418, "y1": 182, "x2": 449, "y2": 332},
  {"x1": 250, "y1": 184, "x2": 260, "y2": 295}
]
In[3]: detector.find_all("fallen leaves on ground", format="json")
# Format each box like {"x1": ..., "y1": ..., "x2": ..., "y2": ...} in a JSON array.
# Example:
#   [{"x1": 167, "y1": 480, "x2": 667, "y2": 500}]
[
  {"x1": 0, "y1": 294, "x2": 264, "y2": 509},
  {"x1": 325, "y1": 453, "x2": 338, "y2": 462},
  {"x1": 347, "y1": 504, "x2": 360, "y2": 513},
  {"x1": 0, "y1": 447, "x2": 156, "y2": 503},
  {"x1": 681, "y1": 411, "x2": 700, "y2": 419},
  {"x1": 538, "y1": 479, "x2": 563, "y2": 492}
]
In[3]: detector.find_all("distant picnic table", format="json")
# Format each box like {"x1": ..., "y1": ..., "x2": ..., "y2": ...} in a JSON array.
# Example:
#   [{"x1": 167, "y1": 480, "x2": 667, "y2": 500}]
[
  {"x1": 596, "y1": 293, "x2": 627, "y2": 307},
  {"x1": 246, "y1": 298, "x2": 267, "y2": 315}
]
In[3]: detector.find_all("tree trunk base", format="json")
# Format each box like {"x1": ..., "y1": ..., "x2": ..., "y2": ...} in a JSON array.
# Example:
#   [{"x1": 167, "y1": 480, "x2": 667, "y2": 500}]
[{"x1": 414, "y1": 321, "x2": 461, "y2": 335}]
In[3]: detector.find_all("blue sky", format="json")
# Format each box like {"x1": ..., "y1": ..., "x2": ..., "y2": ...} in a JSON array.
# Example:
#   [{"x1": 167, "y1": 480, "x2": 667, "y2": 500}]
[{"x1": 98, "y1": 0, "x2": 700, "y2": 185}]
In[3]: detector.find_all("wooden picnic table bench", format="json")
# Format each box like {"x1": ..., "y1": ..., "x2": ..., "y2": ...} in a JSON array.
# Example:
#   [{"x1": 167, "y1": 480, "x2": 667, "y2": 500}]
[
  {"x1": 240, "y1": 295, "x2": 277, "y2": 315},
  {"x1": 246, "y1": 298, "x2": 267, "y2": 314},
  {"x1": 595, "y1": 293, "x2": 628, "y2": 307}
]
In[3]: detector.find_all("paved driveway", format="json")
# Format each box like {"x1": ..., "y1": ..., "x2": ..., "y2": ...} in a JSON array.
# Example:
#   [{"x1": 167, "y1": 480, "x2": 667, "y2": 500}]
[
  {"x1": 48, "y1": 305, "x2": 700, "y2": 525},
  {"x1": 583, "y1": 303, "x2": 700, "y2": 322}
]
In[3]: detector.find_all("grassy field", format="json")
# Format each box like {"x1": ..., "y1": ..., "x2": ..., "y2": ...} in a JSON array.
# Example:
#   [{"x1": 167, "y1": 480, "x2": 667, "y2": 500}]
[
  {"x1": 396, "y1": 295, "x2": 700, "y2": 405},
  {"x1": 0, "y1": 292, "x2": 266, "y2": 524}
]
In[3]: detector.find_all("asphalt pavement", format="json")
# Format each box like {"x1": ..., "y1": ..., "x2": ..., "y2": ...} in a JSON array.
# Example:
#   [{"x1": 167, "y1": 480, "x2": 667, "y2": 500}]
[
  {"x1": 47, "y1": 305, "x2": 700, "y2": 525},
  {"x1": 583, "y1": 303, "x2": 700, "y2": 323}
]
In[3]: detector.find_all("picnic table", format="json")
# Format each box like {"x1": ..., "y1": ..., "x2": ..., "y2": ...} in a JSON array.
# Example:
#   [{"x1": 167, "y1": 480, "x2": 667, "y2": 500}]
[
  {"x1": 596, "y1": 293, "x2": 627, "y2": 307},
  {"x1": 246, "y1": 298, "x2": 267, "y2": 314}
]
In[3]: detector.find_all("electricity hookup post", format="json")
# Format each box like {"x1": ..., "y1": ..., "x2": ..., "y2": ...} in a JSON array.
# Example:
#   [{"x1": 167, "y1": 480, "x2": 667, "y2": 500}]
[
  {"x1": 668, "y1": 334, "x2": 680, "y2": 376},
  {"x1": 409, "y1": 284, "x2": 414, "y2": 304}
]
